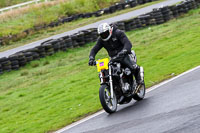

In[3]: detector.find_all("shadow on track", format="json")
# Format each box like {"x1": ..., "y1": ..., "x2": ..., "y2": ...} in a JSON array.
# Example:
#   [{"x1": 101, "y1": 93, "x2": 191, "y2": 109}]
[{"x1": 107, "y1": 97, "x2": 151, "y2": 117}]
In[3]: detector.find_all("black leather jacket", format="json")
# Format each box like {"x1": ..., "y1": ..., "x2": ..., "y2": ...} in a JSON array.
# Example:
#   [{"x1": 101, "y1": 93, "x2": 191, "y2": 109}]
[{"x1": 89, "y1": 25, "x2": 132, "y2": 59}]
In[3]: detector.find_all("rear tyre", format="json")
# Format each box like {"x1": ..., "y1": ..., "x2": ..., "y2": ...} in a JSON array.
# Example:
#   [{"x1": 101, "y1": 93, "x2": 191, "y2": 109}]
[
  {"x1": 133, "y1": 83, "x2": 146, "y2": 101},
  {"x1": 99, "y1": 85, "x2": 117, "y2": 114}
]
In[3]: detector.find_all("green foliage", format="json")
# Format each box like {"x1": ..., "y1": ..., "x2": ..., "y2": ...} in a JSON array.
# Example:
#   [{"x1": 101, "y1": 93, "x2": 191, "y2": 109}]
[
  {"x1": 30, "y1": 61, "x2": 40, "y2": 68},
  {"x1": 0, "y1": 0, "x2": 164, "y2": 52},
  {"x1": 0, "y1": 0, "x2": 118, "y2": 37},
  {"x1": 0, "y1": 0, "x2": 30, "y2": 8},
  {"x1": 0, "y1": 8, "x2": 200, "y2": 133},
  {"x1": 20, "y1": 71, "x2": 28, "y2": 76},
  {"x1": 61, "y1": 0, "x2": 116, "y2": 15}
]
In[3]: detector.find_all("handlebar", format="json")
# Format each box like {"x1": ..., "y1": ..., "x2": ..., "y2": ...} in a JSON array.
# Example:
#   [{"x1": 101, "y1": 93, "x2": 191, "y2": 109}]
[
  {"x1": 110, "y1": 54, "x2": 124, "y2": 64},
  {"x1": 94, "y1": 53, "x2": 126, "y2": 67}
]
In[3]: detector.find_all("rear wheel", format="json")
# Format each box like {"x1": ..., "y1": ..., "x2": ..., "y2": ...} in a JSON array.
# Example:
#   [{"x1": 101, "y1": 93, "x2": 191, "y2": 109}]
[
  {"x1": 99, "y1": 85, "x2": 117, "y2": 114},
  {"x1": 133, "y1": 83, "x2": 146, "y2": 101}
]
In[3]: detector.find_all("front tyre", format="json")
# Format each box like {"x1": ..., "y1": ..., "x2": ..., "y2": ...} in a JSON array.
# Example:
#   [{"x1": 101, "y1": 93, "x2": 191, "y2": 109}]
[
  {"x1": 99, "y1": 85, "x2": 117, "y2": 114},
  {"x1": 133, "y1": 83, "x2": 146, "y2": 101}
]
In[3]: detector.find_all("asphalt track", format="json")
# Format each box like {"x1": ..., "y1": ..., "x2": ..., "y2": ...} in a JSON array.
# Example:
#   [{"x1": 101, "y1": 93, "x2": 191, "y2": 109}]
[
  {"x1": 56, "y1": 66, "x2": 200, "y2": 133},
  {"x1": 0, "y1": 0, "x2": 184, "y2": 58}
]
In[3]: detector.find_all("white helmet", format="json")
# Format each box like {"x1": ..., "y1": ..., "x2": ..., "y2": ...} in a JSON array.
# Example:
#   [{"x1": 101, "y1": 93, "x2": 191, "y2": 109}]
[{"x1": 97, "y1": 23, "x2": 113, "y2": 41}]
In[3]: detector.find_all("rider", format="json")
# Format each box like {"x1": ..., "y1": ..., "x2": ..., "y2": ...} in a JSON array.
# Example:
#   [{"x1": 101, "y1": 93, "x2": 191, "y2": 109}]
[{"x1": 88, "y1": 23, "x2": 144, "y2": 84}]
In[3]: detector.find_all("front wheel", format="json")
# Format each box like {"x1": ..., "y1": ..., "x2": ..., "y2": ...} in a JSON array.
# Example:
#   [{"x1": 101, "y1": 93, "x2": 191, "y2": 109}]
[
  {"x1": 133, "y1": 83, "x2": 146, "y2": 101},
  {"x1": 99, "y1": 85, "x2": 117, "y2": 114}
]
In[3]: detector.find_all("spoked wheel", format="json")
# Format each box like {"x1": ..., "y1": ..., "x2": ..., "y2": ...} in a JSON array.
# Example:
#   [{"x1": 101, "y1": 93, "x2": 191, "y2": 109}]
[
  {"x1": 99, "y1": 85, "x2": 117, "y2": 114},
  {"x1": 133, "y1": 83, "x2": 146, "y2": 101}
]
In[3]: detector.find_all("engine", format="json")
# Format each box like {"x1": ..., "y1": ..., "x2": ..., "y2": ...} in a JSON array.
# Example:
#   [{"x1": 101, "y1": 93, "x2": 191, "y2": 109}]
[{"x1": 121, "y1": 67, "x2": 132, "y2": 94}]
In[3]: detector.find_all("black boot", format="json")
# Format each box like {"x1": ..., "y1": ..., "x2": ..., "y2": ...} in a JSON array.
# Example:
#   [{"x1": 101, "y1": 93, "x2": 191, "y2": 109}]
[{"x1": 134, "y1": 66, "x2": 144, "y2": 85}]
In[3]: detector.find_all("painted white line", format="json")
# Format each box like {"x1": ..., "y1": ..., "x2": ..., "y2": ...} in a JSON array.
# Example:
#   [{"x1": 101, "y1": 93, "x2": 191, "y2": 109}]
[
  {"x1": 55, "y1": 65, "x2": 200, "y2": 133},
  {"x1": 55, "y1": 110, "x2": 105, "y2": 133},
  {"x1": 146, "y1": 65, "x2": 200, "y2": 93}
]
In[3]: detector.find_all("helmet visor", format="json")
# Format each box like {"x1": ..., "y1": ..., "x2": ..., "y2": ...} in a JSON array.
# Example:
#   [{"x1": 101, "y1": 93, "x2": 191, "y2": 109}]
[{"x1": 100, "y1": 30, "x2": 110, "y2": 40}]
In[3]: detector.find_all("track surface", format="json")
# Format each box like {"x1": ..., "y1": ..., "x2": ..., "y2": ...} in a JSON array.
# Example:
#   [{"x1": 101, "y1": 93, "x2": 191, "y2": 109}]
[
  {"x1": 0, "y1": 0, "x2": 183, "y2": 58},
  {"x1": 57, "y1": 66, "x2": 200, "y2": 133}
]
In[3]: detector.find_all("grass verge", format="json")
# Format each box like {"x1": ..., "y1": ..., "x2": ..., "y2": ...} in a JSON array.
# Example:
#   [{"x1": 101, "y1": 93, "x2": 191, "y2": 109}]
[
  {"x1": 0, "y1": 0, "x2": 31, "y2": 8},
  {"x1": 0, "y1": 0, "x2": 165, "y2": 52},
  {"x1": 0, "y1": 8, "x2": 200, "y2": 133},
  {"x1": 0, "y1": 0, "x2": 118, "y2": 36}
]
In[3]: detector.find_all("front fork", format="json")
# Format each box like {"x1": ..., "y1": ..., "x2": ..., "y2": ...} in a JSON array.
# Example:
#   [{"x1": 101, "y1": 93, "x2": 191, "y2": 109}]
[
  {"x1": 109, "y1": 65, "x2": 114, "y2": 99},
  {"x1": 99, "y1": 65, "x2": 114, "y2": 99}
]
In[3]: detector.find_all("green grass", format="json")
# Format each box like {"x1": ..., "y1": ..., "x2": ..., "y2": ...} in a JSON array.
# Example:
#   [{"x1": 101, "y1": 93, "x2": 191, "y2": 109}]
[
  {"x1": 0, "y1": 0, "x2": 164, "y2": 52},
  {"x1": 0, "y1": 8, "x2": 200, "y2": 133},
  {"x1": 0, "y1": 0, "x2": 31, "y2": 8},
  {"x1": 0, "y1": 0, "x2": 118, "y2": 37}
]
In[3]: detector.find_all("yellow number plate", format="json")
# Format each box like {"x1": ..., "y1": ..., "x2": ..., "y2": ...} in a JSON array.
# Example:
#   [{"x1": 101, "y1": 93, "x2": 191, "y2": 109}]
[{"x1": 96, "y1": 58, "x2": 109, "y2": 72}]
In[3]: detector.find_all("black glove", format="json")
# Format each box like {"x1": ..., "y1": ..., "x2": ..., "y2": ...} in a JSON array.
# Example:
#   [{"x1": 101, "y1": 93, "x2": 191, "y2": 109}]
[
  {"x1": 118, "y1": 49, "x2": 128, "y2": 57},
  {"x1": 88, "y1": 57, "x2": 95, "y2": 66}
]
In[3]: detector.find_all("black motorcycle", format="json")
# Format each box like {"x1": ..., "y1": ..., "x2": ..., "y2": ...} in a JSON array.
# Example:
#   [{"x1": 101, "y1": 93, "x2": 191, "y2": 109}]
[{"x1": 95, "y1": 51, "x2": 145, "y2": 114}]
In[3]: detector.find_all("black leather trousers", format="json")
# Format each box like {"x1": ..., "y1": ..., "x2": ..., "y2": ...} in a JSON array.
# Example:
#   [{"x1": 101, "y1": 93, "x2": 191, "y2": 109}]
[{"x1": 119, "y1": 54, "x2": 141, "y2": 81}]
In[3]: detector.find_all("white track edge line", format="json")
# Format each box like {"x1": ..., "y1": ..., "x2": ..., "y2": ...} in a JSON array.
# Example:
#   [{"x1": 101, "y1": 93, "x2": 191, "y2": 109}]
[
  {"x1": 55, "y1": 110, "x2": 105, "y2": 133},
  {"x1": 146, "y1": 65, "x2": 200, "y2": 93},
  {"x1": 55, "y1": 65, "x2": 200, "y2": 133}
]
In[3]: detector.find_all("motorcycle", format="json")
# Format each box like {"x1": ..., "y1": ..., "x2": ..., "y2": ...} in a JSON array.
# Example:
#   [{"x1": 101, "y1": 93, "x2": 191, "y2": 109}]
[{"x1": 95, "y1": 51, "x2": 146, "y2": 114}]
